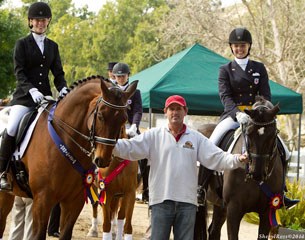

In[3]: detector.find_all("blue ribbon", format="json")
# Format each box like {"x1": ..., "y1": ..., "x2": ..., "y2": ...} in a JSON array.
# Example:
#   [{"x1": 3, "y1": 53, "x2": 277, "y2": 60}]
[{"x1": 47, "y1": 103, "x2": 97, "y2": 204}]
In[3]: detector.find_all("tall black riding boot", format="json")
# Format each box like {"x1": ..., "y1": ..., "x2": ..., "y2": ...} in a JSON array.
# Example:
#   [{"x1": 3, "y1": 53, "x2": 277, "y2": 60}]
[
  {"x1": 0, "y1": 129, "x2": 15, "y2": 191},
  {"x1": 197, "y1": 165, "x2": 213, "y2": 205}
]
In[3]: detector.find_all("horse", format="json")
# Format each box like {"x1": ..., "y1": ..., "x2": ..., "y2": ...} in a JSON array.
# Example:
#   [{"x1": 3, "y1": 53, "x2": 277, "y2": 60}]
[
  {"x1": 87, "y1": 127, "x2": 139, "y2": 240},
  {"x1": 0, "y1": 76, "x2": 138, "y2": 240},
  {"x1": 195, "y1": 96, "x2": 284, "y2": 240}
]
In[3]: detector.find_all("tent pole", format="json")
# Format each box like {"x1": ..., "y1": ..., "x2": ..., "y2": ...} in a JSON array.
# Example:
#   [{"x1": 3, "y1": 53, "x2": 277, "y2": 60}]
[
  {"x1": 297, "y1": 114, "x2": 301, "y2": 181},
  {"x1": 149, "y1": 108, "x2": 152, "y2": 129}
]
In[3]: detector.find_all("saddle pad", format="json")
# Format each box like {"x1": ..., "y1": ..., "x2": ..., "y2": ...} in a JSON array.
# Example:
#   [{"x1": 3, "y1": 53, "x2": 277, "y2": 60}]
[{"x1": 12, "y1": 105, "x2": 46, "y2": 161}]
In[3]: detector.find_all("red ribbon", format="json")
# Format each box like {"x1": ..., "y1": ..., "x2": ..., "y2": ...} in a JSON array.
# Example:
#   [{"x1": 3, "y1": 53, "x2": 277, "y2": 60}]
[{"x1": 98, "y1": 160, "x2": 130, "y2": 204}]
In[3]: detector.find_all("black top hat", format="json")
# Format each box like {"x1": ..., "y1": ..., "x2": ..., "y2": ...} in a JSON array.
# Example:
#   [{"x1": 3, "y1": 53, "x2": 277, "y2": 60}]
[{"x1": 107, "y1": 62, "x2": 118, "y2": 70}]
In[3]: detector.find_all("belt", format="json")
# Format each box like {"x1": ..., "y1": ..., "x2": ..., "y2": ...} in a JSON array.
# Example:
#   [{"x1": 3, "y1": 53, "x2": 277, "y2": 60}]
[{"x1": 237, "y1": 105, "x2": 252, "y2": 111}]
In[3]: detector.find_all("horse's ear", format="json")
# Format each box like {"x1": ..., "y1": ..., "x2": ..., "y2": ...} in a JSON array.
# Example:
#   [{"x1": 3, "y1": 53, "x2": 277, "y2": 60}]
[
  {"x1": 125, "y1": 80, "x2": 139, "y2": 99},
  {"x1": 100, "y1": 78, "x2": 110, "y2": 95},
  {"x1": 269, "y1": 103, "x2": 280, "y2": 116}
]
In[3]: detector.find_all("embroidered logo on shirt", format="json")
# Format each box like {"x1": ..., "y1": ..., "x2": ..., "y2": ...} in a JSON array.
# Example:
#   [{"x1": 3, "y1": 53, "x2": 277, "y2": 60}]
[{"x1": 183, "y1": 141, "x2": 194, "y2": 149}]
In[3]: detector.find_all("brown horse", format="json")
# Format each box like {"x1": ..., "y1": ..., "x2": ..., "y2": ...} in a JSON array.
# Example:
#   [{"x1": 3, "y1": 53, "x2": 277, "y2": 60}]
[
  {"x1": 195, "y1": 96, "x2": 283, "y2": 240},
  {"x1": 87, "y1": 127, "x2": 138, "y2": 239},
  {"x1": 0, "y1": 76, "x2": 138, "y2": 240}
]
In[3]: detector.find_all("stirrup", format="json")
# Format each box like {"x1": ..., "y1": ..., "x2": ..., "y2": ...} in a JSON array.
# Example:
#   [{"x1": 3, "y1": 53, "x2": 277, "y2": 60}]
[
  {"x1": 197, "y1": 185, "x2": 206, "y2": 206},
  {"x1": 0, "y1": 172, "x2": 12, "y2": 191}
]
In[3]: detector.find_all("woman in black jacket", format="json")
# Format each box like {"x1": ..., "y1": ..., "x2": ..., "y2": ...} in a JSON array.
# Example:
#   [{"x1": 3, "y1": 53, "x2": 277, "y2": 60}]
[{"x1": 0, "y1": 2, "x2": 68, "y2": 191}]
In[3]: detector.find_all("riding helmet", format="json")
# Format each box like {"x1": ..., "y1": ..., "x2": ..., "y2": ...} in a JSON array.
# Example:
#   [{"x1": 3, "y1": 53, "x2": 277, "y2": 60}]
[
  {"x1": 112, "y1": 63, "x2": 130, "y2": 76},
  {"x1": 28, "y1": 2, "x2": 52, "y2": 19},
  {"x1": 229, "y1": 28, "x2": 252, "y2": 44}
]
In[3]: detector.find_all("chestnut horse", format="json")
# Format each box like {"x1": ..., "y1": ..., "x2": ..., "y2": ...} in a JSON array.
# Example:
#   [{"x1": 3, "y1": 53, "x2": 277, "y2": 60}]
[
  {"x1": 87, "y1": 127, "x2": 138, "y2": 240},
  {"x1": 195, "y1": 96, "x2": 283, "y2": 240},
  {"x1": 0, "y1": 76, "x2": 138, "y2": 240}
]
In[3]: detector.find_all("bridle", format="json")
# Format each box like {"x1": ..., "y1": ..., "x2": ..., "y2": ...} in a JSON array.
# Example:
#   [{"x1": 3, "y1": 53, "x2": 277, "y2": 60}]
[
  {"x1": 47, "y1": 95, "x2": 128, "y2": 158},
  {"x1": 242, "y1": 105, "x2": 278, "y2": 181}
]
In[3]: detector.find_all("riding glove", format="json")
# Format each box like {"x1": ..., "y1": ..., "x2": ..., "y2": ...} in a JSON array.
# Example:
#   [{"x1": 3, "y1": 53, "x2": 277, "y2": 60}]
[
  {"x1": 126, "y1": 124, "x2": 137, "y2": 138},
  {"x1": 236, "y1": 112, "x2": 249, "y2": 125},
  {"x1": 59, "y1": 87, "x2": 68, "y2": 97},
  {"x1": 29, "y1": 88, "x2": 44, "y2": 104}
]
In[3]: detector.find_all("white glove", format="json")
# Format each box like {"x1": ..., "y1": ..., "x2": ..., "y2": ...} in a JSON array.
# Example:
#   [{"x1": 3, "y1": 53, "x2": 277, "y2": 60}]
[
  {"x1": 59, "y1": 87, "x2": 68, "y2": 97},
  {"x1": 29, "y1": 88, "x2": 44, "y2": 104},
  {"x1": 126, "y1": 124, "x2": 137, "y2": 137},
  {"x1": 236, "y1": 112, "x2": 249, "y2": 125}
]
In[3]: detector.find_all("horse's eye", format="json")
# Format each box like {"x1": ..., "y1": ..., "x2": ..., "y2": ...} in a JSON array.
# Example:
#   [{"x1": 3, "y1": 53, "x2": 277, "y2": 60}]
[{"x1": 98, "y1": 112, "x2": 104, "y2": 122}]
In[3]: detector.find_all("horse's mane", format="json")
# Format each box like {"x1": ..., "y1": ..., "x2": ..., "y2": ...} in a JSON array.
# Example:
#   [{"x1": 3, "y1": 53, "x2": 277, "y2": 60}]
[{"x1": 57, "y1": 75, "x2": 114, "y2": 103}]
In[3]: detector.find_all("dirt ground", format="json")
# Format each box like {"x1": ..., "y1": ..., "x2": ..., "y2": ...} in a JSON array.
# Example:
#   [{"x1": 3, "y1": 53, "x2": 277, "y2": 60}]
[{"x1": 3, "y1": 200, "x2": 259, "y2": 240}]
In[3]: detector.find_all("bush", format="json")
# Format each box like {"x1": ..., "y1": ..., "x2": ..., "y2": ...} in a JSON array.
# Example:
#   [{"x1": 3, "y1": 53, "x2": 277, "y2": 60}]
[{"x1": 243, "y1": 180, "x2": 305, "y2": 230}]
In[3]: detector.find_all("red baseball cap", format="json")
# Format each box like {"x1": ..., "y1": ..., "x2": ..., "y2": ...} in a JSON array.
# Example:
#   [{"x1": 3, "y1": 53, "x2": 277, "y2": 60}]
[{"x1": 165, "y1": 95, "x2": 187, "y2": 108}]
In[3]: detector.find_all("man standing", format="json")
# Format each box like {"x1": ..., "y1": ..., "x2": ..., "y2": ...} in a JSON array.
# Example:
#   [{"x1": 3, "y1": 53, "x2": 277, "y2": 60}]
[{"x1": 112, "y1": 95, "x2": 248, "y2": 240}]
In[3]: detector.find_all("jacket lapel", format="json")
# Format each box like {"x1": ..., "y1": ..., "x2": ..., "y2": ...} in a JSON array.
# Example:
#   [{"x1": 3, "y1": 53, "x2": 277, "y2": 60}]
[{"x1": 232, "y1": 60, "x2": 253, "y2": 84}]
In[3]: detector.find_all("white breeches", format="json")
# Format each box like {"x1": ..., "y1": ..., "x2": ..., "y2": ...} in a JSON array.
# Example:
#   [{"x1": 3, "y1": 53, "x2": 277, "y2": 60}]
[
  {"x1": 209, "y1": 117, "x2": 239, "y2": 145},
  {"x1": 6, "y1": 105, "x2": 32, "y2": 137}
]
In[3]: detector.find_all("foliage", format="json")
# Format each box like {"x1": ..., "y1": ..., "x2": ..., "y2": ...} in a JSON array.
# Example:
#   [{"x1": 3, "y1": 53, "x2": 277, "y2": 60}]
[
  {"x1": 244, "y1": 180, "x2": 305, "y2": 230},
  {"x1": 0, "y1": 9, "x2": 27, "y2": 99}
]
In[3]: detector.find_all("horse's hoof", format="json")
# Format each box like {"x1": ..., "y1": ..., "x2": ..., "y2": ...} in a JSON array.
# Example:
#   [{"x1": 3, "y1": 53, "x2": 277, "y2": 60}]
[{"x1": 87, "y1": 229, "x2": 98, "y2": 237}]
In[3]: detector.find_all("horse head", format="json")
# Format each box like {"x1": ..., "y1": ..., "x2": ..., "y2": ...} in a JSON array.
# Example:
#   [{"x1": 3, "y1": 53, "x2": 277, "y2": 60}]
[
  {"x1": 90, "y1": 79, "x2": 138, "y2": 168},
  {"x1": 244, "y1": 96, "x2": 280, "y2": 181}
]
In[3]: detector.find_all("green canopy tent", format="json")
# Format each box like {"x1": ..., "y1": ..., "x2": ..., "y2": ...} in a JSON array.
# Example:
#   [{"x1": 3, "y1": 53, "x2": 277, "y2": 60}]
[{"x1": 130, "y1": 43, "x2": 303, "y2": 178}]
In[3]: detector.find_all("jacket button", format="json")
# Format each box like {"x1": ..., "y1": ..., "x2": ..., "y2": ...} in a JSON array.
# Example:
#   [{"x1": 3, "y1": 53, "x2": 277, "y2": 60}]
[
  {"x1": 39, "y1": 82, "x2": 42, "y2": 85},
  {"x1": 40, "y1": 64, "x2": 43, "y2": 67},
  {"x1": 250, "y1": 85, "x2": 253, "y2": 88},
  {"x1": 249, "y1": 93, "x2": 252, "y2": 96},
  {"x1": 40, "y1": 73, "x2": 42, "y2": 76}
]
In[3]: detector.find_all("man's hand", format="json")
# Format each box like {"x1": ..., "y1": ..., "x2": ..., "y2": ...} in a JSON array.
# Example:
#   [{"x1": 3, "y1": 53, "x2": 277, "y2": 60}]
[{"x1": 237, "y1": 153, "x2": 249, "y2": 164}]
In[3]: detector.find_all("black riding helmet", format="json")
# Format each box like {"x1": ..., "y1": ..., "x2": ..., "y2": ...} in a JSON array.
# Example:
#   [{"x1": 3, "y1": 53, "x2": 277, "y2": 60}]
[
  {"x1": 112, "y1": 63, "x2": 130, "y2": 76},
  {"x1": 28, "y1": 2, "x2": 52, "y2": 29},
  {"x1": 229, "y1": 28, "x2": 252, "y2": 57}
]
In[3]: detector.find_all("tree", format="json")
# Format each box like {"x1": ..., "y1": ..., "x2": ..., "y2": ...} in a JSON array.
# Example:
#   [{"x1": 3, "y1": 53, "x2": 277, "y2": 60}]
[{"x1": 0, "y1": 9, "x2": 27, "y2": 98}]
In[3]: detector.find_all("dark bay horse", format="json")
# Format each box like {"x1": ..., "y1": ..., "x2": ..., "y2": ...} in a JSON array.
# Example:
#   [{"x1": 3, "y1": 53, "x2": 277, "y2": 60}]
[
  {"x1": 196, "y1": 96, "x2": 283, "y2": 240},
  {"x1": 0, "y1": 76, "x2": 138, "y2": 240},
  {"x1": 87, "y1": 128, "x2": 138, "y2": 239}
]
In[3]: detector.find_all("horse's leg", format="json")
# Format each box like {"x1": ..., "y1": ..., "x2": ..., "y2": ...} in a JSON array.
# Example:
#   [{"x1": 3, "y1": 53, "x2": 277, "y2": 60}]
[
  {"x1": 59, "y1": 196, "x2": 85, "y2": 240},
  {"x1": 226, "y1": 203, "x2": 243, "y2": 240},
  {"x1": 208, "y1": 205, "x2": 226, "y2": 240},
  {"x1": 194, "y1": 205, "x2": 208, "y2": 240},
  {"x1": 0, "y1": 192, "x2": 14, "y2": 238},
  {"x1": 258, "y1": 212, "x2": 271, "y2": 240},
  {"x1": 87, "y1": 202, "x2": 99, "y2": 237},
  {"x1": 120, "y1": 193, "x2": 135, "y2": 239},
  {"x1": 102, "y1": 195, "x2": 114, "y2": 240},
  {"x1": 31, "y1": 194, "x2": 53, "y2": 240}
]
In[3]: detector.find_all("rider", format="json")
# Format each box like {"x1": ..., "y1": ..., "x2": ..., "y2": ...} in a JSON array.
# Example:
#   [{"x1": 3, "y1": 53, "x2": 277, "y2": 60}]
[
  {"x1": 197, "y1": 27, "x2": 299, "y2": 210},
  {"x1": 0, "y1": 2, "x2": 68, "y2": 191},
  {"x1": 112, "y1": 62, "x2": 149, "y2": 202}
]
